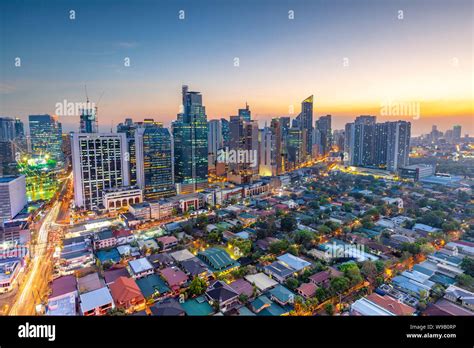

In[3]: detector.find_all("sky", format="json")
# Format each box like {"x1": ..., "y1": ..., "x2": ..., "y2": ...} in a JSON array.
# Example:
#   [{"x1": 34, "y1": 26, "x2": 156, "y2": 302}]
[{"x1": 0, "y1": 0, "x2": 472, "y2": 136}]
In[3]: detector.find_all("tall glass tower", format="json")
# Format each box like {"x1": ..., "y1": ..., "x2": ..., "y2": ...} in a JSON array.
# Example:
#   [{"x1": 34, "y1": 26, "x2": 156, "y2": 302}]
[
  {"x1": 172, "y1": 85, "x2": 208, "y2": 194},
  {"x1": 28, "y1": 114, "x2": 63, "y2": 161},
  {"x1": 135, "y1": 123, "x2": 175, "y2": 200}
]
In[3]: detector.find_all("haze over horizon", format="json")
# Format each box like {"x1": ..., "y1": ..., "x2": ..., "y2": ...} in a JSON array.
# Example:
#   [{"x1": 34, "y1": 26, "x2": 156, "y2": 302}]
[{"x1": 1, "y1": 0, "x2": 472, "y2": 136}]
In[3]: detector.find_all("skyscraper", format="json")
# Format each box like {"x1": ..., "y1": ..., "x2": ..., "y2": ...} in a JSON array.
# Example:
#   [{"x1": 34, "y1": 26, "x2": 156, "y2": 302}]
[
  {"x1": 270, "y1": 118, "x2": 284, "y2": 175},
  {"x1": 117, "y1": 118, "x2": 139, "y2": 186},
  {"x1": 295, "y1": 95, "x2": 313, "y2": 158},
  {"x1": 386, "y1": 121, "x2": 411, "y2": 172},
  {"x1": 316, "y1": 115, "x2": 332, "y2": 156},
  {"x1": 172, "y1": 85, "x2": 208, "y2": 194},
  {"x1": 452, "y1": 125, "x2": 462, "y2": 142},
  {"x1": 351, "y1": 115, "x2": 376, "y2": 166},
  {"x1": 221, "y1": 118, "x2": 230, "y2": 148},
  {"x1": 28, "y1": 114, "x2": 63, "y2": 161},
  {"x1": 71, "y1": 133, "x2": 129, "y2": 210},
  {"x1": 259, "y1": 125, "x2": 276, "y2": 177},
  {"x1": 135, "y1": 123, "x2": 175, "y2": 200},
  {"x1": 208, "y1": 119, "x2": 223, "y2": 167},
  {"x1": 0, "y1": 117, "x2": 16, "y2": 141},
  {"x1": 14, "y1": 118, "x2": 24, "y2": 139},
  {"x1": 228, "y1": 115, "x2": 259, "y2": 184},
  {"x1": 79, "y1": 99, "x2": 99, "y2": 133},
  {"x1": 238, "y1": 103, "x2": 251, "y2": 121}
]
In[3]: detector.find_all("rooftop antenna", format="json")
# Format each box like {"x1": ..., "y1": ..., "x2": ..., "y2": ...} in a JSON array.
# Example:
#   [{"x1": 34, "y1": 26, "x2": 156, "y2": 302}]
[{"x1": 84, "y1": 84, "x2": 89, "y2": 103}]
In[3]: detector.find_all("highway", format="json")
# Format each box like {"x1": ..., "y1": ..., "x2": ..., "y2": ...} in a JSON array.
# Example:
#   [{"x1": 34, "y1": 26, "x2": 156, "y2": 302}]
[{"x1": 9, "y1": 172, "x2": 71, "y2": 315}]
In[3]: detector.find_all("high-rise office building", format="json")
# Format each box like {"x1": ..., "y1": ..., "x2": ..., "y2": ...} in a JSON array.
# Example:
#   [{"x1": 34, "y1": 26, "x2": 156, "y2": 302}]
[
  {"x1": 71, "y1": 133, "x2": 130, "y2": 210},
  {"x1": 14, "y1": 118, "x2": 24, "y2": 139},
  {"x1": 117, "y1": 118, "x2": 140, "y2": 186},
  {"x1": 28, "y1": 114, "x2": 63, "y2": 161},
  {"x1": 79, "y1": 99, "x2": 99, "y2": 133},
  {"x1": 238, "y1": 103, "x2": 251, "y2": 121},
  {"x1": 0, "y1": 117, "x2": 16, "y2": 141},
  {"x1": 333, "y1": 129, "x2": 345, "y2": 152},
  {"x1": 386, "y1": 121, "x2": 411, "y2": 172},
  {"x1": 208, "y1": 119, "x2": 223, "y2": 167},
  {"x1": 295, "y1": 95, "x2": 313, "y2": 158},
  {"x1": 259, "y1": 126, "x2": 276, "y2": 177},
  {"x1": 221, "y1": 118, "x2": 230, "y2": 148},
  {"x1": 452, "y1": 125, "x2": 462, "y2": 142},
  {"x1": 228, "y1": 115, "x2": 259, "y2": 184},
  {"x1": 287, "y1": 127, "x2": 304, "y2": 169},
  {"x1": 172, "y1": 85, "x2": 208, "y2": 194},
  {"x1": 316, "y1": 115, "x2": 332, "y2": 156},
  {"x1": 270, "y1": 118, "x2": 284, "y2": 175},
  {"x1": 135, "y1": 123, "x2": 175, "y2": 200},
  {"x1": 0, "y1": 176, "x2": 27, "y2": 222}
]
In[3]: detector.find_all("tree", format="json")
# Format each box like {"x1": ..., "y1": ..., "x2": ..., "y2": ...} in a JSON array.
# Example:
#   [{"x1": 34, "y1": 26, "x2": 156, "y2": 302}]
[
  {"x1": 461, "y1": 257, "x2": 474, "y2": 277},
  {"x1": 293, "y1": 230, "x2": 315, "y2": 248},
  {"x1": 196, "y1": 214, "x2": 208, "y2": 229},
  {"x1": 324, "y1": 303, "x2": 334, "y2": 315},
  {"x1": 456, "y1": 274, "x2": 474, "y2": 291},
  {"x1": 330, "y1": 277, "x2": 350, "y2": 296},
  {"x1": 108, "y1": 307, "x2": 127, "y2": 316},
  {"x1": 206, "y1": 230, "x2": 223, "y2": 244},
  {"x1": 317, "y1": 225, "x2": 331, "y2": 235},
  {"x1": 285, "y1": 277, "x2": 299, "y2": 290},
  {"x1": 233, "y1": 238, "x2": 252, "y2": 256},
  {"x1": 188, "y1": 277, "x2": 207, "y2": 296},
  {"x1": 269, "y1": 240, "x2": 290, "y2": 254},
  {"x1": 281, "y1": 216, "x2": 297, "y2": 232},
  {"x1": 360, "y1": 261, "x2": 377, "y2": 281}
]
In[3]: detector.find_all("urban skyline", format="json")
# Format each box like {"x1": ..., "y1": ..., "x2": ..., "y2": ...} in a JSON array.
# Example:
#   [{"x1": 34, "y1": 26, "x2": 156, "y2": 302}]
[
  {"x1": 1, "y1": 0, "x2": 472, "y2": 136},
  {"x1": 0, "y1": 1, "x2": 473, "y2": 342}
]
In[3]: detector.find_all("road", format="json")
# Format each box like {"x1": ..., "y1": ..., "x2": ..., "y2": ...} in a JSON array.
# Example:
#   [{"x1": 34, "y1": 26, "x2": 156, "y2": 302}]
[{"x1": 9, "y1": 172, "x2": 71, "y2": 315}]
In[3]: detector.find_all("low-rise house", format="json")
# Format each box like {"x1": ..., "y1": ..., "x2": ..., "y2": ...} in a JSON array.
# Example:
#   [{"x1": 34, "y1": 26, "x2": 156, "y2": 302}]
[
  {"x1": 156, "y1": 236, "x2": 179, "y2": 251},
  {"x1": 135, "y1": 274, "x2": 170, "y2": 303},
  {"x1": 160, "y1": 267, "x2": 188, "y2": 291},
  {"x1": 423, "y1": 298, "x2": 474, "y2": 316},
  {"x1": 205, "y1": 280, "x2": 240, "y2": 312},
  {"x1": 109, "y1": 276, "x2": 146, "y2": 313},
  {"x1": 170, "y1": 249, "x2": 195, "y2": 263},
  {"x1": 351, "y1": 293, "x2": 415, "y2": 316},
  {"x1": 93, "y1": 229, "x2": 117, "y2": 250},
  {"x1": 77, "y1": 272, "x2": 104, "y2": 294},
  {"x1": 277, "y1": 253, "x2": 311, "y2": 273},
  {"x1": 444, "y1": 285, "x2": 474, "y2": 311},
  {"x1": 46, "y1": 293, "x2": 77, "y2": 316},
  {"x1": 245, "y1": 273, "x2": 278, "y2": 292},
  {"x1": 112, "y1": 228, "x2": 135, "y2": 245},
  {"x1": 228, "y1": 278, "x2": 254, "y2": 299},
  {"x1": 79, "y1": 287, "x2": 114, "y2": 316},
  {"x1": 104, "y1": 267, "x2": 130, "y2": 285},
  {"x1": 148, "y1": 252, "x2": 175, "y2": 269},
  {"x1": 128, "y1": 258, "x2": 154, "y2": 279},
  {"x1": 263, "y1": 261, "x2": 295, "y2": 283},
  {"x1": 268, "y1": 284, "x2": 295, "y2": 306},
  {"x1": 150, "y1": 298, "x2": 185, "y2": 316},
  {"x1": 296, "y1": 282, "x2": 317, "y2": 299},
  {"x1": 182, "y1": 296, "x2": 214, "y2": 316},
  {"x1": 180, "y1": 257, "x2": 210, "y2": 279},
  {"x1": 48, "y1": 275, "x2": 78, "y2": 302},
  {"x1": 197, "y1": 247, "x2": 240, "y2": 273}
]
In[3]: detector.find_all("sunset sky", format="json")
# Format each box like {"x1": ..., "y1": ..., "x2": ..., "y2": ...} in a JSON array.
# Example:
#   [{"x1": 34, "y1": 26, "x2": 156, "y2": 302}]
[{"x1": 0, "y1": 0, "x2": 472, "y2": 136}]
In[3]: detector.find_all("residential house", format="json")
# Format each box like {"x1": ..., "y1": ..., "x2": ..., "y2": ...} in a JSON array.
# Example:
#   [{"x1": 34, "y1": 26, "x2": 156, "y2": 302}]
[
  {"x1": 109, "y1": 276, "x2": 146, "y2": 313},
  {"x1": 79, "y1": 287, "x2": 114, "y2": 316}
]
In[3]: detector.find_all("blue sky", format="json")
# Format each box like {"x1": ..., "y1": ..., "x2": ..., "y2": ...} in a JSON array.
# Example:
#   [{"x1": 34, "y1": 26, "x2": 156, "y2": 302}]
[{"x1": 1, "y1": 0, "x2": 472, "y2": 135}]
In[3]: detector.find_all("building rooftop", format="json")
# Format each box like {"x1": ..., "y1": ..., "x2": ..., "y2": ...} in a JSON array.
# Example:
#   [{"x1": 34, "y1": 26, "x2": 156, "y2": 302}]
[
  {"x1": 197, "y1": 247, "x2": 239, "y2": 272},
  {"x1": 245, "y1": 273, "x2": 278, "y2": 292},
  {"x1": 136, "y1": 274, "x2": 170, "y2": 298},
  {"x1": 79, "y1": 287, "x2": 114, "y2": 313},
  {"x1": 182, "y1": 296, "x2": 214, "y2": 316},
  {"x1": 277, "y1": 253, "x2": 311, "y2": 272},
  {"x1": 129, "y1": 258, "x2": 154, "y2": 274}
]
